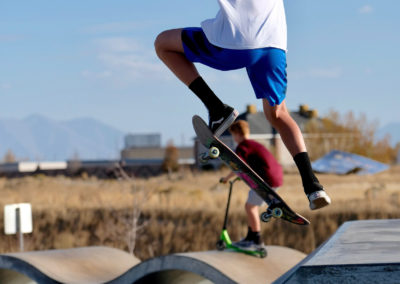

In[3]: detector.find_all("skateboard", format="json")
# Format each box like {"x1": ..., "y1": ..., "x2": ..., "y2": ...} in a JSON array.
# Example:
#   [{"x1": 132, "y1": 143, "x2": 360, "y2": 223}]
[{"x1": 193, "y1": 115, "x2": 310, "y2": 226}]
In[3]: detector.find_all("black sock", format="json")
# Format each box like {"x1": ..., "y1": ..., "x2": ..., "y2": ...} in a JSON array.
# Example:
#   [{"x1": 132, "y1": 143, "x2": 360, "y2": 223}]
[
  {"x1": 244, "y1": 227, "x2": 252, "y2": 240},
  {"x1": 293, "y1": 152, "x2": 320, "y2": 194},
  {"x1": 188, "y1": 76, "x2": 224, "y2": 115},
  {"x1": 246, "y1": 227, "x2": 261, "y2": 244},
  {"x1": 251, "y1": 232, "x2": 261, "y2": 245}
]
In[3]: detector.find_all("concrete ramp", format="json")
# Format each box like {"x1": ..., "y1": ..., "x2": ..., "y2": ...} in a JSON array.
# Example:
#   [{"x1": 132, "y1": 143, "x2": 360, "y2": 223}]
[
  {"x1": 3, "y1": 220, "x2": 400, "y2": 283},
  {"x1": 112, "y1": 246, "x2": 306, "y2": 284},
  {"x1": 0, "y1": 245, "x2": 305, "y2": 284},
  {"x1": 0, "y1": 246, "x2": 140, "y2": 284},
  {"x1": 274, "y1": 219, "x2": 400, "y2": 283}
]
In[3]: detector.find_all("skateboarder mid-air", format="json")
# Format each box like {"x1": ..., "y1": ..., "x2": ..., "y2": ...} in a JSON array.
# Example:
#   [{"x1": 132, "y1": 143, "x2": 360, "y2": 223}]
[
  {"x1": 154, "y1": 0, "x2": 331, "y2": 209},
  {"x1": 220, "y1": 120, "x2": 283, "y2": 250}
]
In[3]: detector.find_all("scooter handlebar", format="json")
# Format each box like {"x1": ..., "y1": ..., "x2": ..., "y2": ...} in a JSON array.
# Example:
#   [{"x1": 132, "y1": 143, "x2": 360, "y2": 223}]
[{"x1": 220, "y1": 177, "x2": 240, "y2": 185}]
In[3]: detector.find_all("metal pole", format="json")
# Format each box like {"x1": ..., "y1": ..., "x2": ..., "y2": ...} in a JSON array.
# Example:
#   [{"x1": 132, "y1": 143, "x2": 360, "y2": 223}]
[
  {"x1": 16, "y1": 207, "x2": 24, "y2": 252},
  {"x1": 222, "y1": 177, "x2": 240, "y2": 230}
]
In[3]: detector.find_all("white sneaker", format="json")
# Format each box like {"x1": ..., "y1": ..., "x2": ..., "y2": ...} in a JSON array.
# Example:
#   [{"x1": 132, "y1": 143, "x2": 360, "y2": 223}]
[{"x1": 307, "y1": 190, "x2": 331, "y2": 210}]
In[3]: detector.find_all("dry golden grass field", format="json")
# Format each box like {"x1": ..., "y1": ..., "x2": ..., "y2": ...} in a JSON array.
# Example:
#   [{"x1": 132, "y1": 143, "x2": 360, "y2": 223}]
[{"x1": 1, "y1": 166, "x2": 400, "y2": 260}]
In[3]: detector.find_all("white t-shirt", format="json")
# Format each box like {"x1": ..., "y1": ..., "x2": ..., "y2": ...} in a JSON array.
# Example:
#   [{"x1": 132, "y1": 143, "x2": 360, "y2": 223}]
[{"x1": 201, "y1": 0, "x2": 287, "y2": 50}]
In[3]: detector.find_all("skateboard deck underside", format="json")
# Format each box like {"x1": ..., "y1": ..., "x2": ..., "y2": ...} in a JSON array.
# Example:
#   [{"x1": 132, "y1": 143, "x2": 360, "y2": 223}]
[{"x1": 193, "y1": 115, "x2": 309, "y2": 225}]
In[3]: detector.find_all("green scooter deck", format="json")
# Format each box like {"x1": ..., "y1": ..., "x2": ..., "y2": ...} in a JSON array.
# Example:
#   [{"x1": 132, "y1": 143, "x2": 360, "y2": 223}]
[{"x1": 217, "y1": 229, "x2": 267, "y2": 258}]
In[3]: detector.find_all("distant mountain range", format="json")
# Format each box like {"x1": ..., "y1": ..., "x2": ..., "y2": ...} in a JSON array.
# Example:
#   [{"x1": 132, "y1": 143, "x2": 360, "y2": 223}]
[
  {"x1": 0, "y1": 115, "x2": 398, "y2": 162},
  {"x1": 0, "y1": 115, "x2": 125, "y2": 161}
]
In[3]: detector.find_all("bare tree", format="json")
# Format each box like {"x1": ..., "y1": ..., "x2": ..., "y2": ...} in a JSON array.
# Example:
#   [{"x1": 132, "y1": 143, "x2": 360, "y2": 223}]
[
  {"x1": 162, "y1": 140, "x2": 180, "y2": 176},
  {"x1": 3, "y1": 149, "x2": 16, "y2": 163},
  {"x1": 126, "y1": 182, "x2": 152, "y2": 255},
  {"x1": 68, "y1": 150, "x2": 82, "y2": 175},
  {"x1": 305, "y1": 110, "x2": 396, "y2": 163}
]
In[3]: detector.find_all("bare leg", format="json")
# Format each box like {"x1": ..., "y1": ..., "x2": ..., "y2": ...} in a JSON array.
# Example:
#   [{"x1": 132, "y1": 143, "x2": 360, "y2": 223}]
[
  {"x1": 154, "y1": 28, "x2": 199, "y2": 86},
  {"x1": 263, "y1": 99, "x2": 331, "y2": 209},
  {"x1": 245, "y1": 203, "x2": 261, "y2": 232},
  {"x1": 262, "y1": 99, "x2": 307, "y2": 157},
  {"x1": 155, "y1": 28, "x2": 236, "y2": 136}
]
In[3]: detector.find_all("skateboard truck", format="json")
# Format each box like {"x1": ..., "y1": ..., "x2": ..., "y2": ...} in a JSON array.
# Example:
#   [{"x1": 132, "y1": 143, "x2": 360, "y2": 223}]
[
  {"x1": 260, "y1": 204, "x2": 283, "y2": 223},
  {"x1": 199, "y1": 146, "x2": 220, "y2": 163}
]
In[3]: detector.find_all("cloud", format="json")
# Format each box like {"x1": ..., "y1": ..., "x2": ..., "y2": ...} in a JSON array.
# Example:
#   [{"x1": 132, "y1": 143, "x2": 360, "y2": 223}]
[
  {"x1": 83, "y1": 37, "x2": 169, "y2": 85},
  {"x1": 358, "y1": 5, "x2": 373, "y2": 14},
  {"x1": 94, "y1": 37, "x2": 141, "y2": 53},
  {"x1": 85, "y1": 32, "x2": 259, "y2": 88},
  {"x1": 97, "y1": 52, "x2": 164, "y2": 78},
  {"x1": 85, "y1": 36, "x2": 252, "y2": 87}
]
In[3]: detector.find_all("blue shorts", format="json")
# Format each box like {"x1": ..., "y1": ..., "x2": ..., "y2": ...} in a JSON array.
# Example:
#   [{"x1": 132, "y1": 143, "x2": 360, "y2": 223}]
[{"x1": 181, "y1": 27, "x2": 287, "y2": 106}]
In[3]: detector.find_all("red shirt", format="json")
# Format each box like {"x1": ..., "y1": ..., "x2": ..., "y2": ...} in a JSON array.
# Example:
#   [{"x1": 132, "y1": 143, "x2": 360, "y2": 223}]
[{"x1": 235, "y1": 139, "x2": 283, "y2": 188}]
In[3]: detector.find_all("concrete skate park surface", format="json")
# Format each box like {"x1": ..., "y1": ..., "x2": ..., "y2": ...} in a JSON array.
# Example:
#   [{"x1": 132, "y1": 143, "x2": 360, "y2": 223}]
[
  {"x1": 1, "y1": 219, "x2": 400, "y2": 283},
  {"x1": 0, "y1": 246, "x2": 140, "y2": 284},
  {"x1": 275, "y1": 219, "x2": 400, "y2": 283},
  {"x1": 0, "y1": 246, "x2": 304, "y2": 284}
]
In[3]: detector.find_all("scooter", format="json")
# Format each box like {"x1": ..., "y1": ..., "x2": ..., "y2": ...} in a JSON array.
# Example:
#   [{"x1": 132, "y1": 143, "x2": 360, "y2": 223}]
[{"x1": 216, "y1": 177, "x2": 267, "y2": 258}]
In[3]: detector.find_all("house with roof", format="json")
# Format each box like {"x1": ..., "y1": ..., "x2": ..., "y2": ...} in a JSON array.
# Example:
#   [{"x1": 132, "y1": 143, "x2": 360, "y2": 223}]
[{"x1": 195, "y1": 104, "x2": 320, "y2": 169}]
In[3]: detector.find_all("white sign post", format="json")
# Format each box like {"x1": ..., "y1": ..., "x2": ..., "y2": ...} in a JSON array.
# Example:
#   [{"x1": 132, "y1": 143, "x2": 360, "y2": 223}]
[{"x1": 4, "y1": 203, "x2": 33, "y2": 251}]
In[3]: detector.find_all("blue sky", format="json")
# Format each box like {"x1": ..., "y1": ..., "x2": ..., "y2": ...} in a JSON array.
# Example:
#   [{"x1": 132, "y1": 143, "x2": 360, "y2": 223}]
[{"x1": 1, "y1": 0, "x2": 399, "y2": 146}]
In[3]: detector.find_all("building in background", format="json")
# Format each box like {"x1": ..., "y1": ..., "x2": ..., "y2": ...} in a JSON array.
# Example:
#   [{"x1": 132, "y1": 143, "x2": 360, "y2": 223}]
[
  {"x1": 121, "y1": 133, "x2": 194, "y2": 175},
  {"x1": 124, "y1": 133, "x2": 161, "y2": 149},
  {"x1": 195, "y1": 104, "x2": 320, "y2": 169}
]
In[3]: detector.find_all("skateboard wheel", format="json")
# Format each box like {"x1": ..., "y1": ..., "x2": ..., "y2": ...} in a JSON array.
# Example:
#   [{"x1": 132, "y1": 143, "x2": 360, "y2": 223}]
[
  {"x1": 216, "y1": 240, "x2": 226, "y2": 251},
  {"x1": 258, "y1": 248, "x2": 267, "y2": 258},
  {"x1": 260, "y1": 212, "x2": 271, "y2": 223},
  {"x1": 272, "y1": 208, "x2": 283, "y2": 218},
  {"x1": 209, "y1": 147, "x2": 220, "y2": 158}
]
